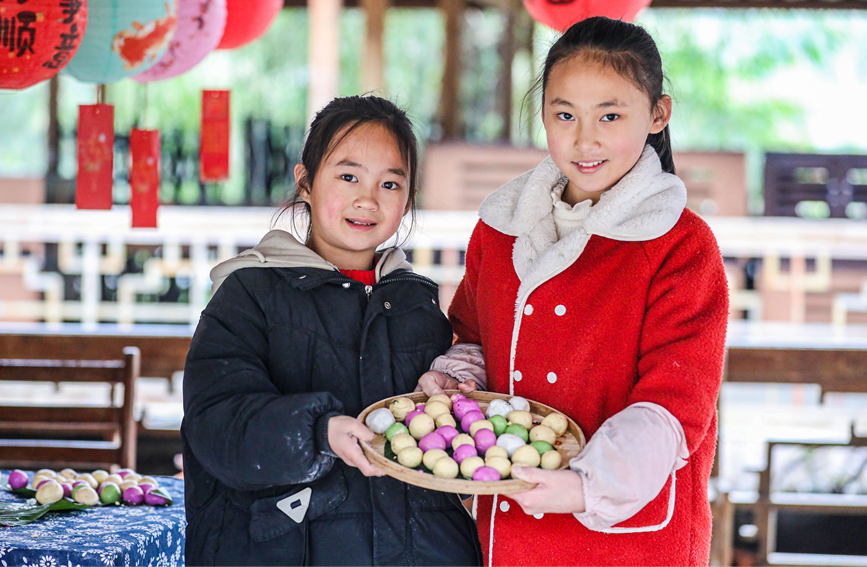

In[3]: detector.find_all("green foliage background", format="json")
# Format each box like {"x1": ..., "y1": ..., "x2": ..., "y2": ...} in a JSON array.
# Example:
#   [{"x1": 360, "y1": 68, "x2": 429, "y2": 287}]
[{"x1": 0, "y1": 7, "x2": 864, "y2": 211}]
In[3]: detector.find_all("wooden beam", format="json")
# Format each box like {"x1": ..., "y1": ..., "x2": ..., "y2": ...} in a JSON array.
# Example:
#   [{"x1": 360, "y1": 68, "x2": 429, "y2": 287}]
[
  {"x1": 650, "y1": 0, "x2": 867, "y2": 8},
  {"x1": 286, "y1": 0, "x2": 867, "y2": 7},
  {"x1": 307, "y1": 0, "x2": 343, "y2": 124},
  {"x1": 438, "y1": 0, "x2": 464, "y2": 139},
  {"x1": 495, "y1": 4, "x2": 516, "y2": 142},
  {"x1": 362, "y1": 0, "x2": 389, "y2": 93}
]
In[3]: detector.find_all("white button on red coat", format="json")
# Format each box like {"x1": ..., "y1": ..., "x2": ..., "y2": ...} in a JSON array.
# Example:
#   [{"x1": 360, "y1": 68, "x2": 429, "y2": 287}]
[
  {"x1": 555, "y1": 305, "x2": 566, "y2": 316},
  {"x1": 547, "y1": 372, "x2": 557, "y2": 384},
  {"x1": 534, "y1": 513, "x2": 545, "y2": 519},
  {"x1": 500, "y1": 501, "x2": 510, "y2": 512},
  {"x1": 512, "y1": 370, "x2": 522, "y2": 382},
  {"x1": 524, "y1": 304, "x2": 533, "y2": 315}
]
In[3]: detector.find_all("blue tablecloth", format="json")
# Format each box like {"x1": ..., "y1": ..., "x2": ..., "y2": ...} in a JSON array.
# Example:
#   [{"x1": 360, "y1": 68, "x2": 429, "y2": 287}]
[{"x1": 0, "y1": 473, "x2": 186, "y2": 567}]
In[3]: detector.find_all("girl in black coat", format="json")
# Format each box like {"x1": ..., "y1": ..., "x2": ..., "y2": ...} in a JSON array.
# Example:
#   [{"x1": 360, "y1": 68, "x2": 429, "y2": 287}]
[{"x1": 182, "y1": 96, "x2": 482, "y2": 566}]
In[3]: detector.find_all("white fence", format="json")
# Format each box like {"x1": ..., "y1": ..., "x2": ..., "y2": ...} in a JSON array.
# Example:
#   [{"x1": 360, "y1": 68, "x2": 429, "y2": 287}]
[{"x1": 2, "y1": 204, "x2": 867, "y2": 328}]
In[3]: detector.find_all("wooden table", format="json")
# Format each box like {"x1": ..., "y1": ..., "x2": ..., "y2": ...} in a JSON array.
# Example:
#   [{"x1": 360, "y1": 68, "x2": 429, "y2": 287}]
[
  {"x1": 1, "y1": 472, "x2": 185, "y2": 566},
  {"x1": 725, "y1": 321, "x2": 867, "y2": 394},
  {"x1": 0, "y1": 322, "x2": 193, "y2": 380},
  {"x1": 716, "y1": 321, "x2": 867, "y2": 566}
]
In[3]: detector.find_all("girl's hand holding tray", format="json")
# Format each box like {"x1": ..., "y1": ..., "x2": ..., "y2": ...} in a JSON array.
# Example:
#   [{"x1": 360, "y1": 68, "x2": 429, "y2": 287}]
[{"x1": 357, "y1": 390, "x2": 585, "y2": 494}]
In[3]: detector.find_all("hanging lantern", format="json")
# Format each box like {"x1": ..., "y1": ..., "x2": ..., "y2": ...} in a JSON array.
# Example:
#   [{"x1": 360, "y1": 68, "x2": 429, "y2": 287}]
[
  {"x1": 522, "y1": 0, "x2": 651, "y2": 32},
  {"x1": 129, "y1": 128, "x2": 160, "y2": 228},
  {"x1": 133, "y1": 0, "x2": 226, "y2": 82},
  {"x1": 216, "y1": 0, "x2": 281, "y2": 51},
  {"x1": 0, "y1": 0, "x2": 88, "y2": 90},
  {"x1": 76, "y1": 103, "x2": 115, "y2": 209},
  {"x1": 63, "y1": 0, "x2": 178, "y2": 84}
]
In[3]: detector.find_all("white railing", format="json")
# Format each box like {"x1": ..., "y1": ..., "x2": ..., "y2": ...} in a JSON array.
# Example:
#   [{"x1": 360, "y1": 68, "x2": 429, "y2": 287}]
[{"x1": 2, "y1": 204, "x2": 867, "y2": 327}]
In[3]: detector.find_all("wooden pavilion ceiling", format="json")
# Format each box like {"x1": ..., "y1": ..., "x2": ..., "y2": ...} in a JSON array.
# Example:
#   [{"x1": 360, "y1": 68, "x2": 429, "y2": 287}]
[{"x1": 283, "y1": 0, "x2": 867, "y2": 8}]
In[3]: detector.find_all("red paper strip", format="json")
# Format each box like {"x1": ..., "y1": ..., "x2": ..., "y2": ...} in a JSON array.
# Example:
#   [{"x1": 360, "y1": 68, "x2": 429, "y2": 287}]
[
  {"x1": 76, "y1": 105, "x2": 114, "y2": 210},
  {"x1": 200, "y1": 90, "x2": 230, "y2": 182},
  {"x1": 130, "y1": 129, "x2": 161, "y2": 228}
]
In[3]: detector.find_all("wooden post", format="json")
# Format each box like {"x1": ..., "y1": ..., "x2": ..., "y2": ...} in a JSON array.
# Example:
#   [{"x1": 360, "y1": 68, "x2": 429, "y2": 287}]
[
  {"x1": 362, "y1": 0, "x2": 389, "y2": 93},
  {"x1": 47, "y1": 76, "x2": 60, "y2": 178},
  {"x1": 437, "y1": 0, "x2": 464, "y2": 139},
  {"x1": 307, "y1": 0, "x2": 343, "y2": 125},
  {"x1": 519, "y1": 10, "x2": 536, "y2": 144},
  {"x1": 45, "y1": 76, "x2": 61, "y2": 204},
  {"x1": 495, "y1": 4, "x2": 516, "y2": 142}
]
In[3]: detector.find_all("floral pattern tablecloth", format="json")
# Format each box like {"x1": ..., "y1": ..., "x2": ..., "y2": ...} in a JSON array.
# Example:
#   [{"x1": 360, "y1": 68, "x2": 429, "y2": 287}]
[{"x1": 0, "y1": 474, "x2": 185, "y2": 567}]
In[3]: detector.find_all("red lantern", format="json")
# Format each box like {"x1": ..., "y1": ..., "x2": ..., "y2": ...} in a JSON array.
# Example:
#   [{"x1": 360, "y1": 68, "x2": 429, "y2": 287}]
[
  {"x1": 0, "y1": 0, "x2": 88, "y2": 90},
  {"x1": 522, "y1": 0, "x2": 650, "y2": 32},
  {"x1": 216, "y1": 0, "x2": 281, "y2": 50}
]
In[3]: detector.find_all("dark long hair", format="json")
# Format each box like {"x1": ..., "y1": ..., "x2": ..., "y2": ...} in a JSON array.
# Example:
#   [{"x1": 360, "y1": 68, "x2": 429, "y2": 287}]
[
  {"x1": 275, "y1": 95, "x2": 420, "y2": 242},
  {"x1": 532, "y1": 16, "x2": 675, "y2": 174}
]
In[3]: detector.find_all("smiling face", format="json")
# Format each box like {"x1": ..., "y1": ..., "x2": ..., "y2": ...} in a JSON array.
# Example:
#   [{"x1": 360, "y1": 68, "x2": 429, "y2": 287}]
[
  {"x1": 542, "y1": 55, "x2": 671, "y2": 205},
  {"x1": 295, "y1": 122, "x2": 411, "y2": 270}
]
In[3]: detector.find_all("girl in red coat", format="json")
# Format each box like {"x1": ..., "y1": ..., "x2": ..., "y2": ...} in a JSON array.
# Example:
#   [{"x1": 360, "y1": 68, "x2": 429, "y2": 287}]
[{"x1": 419, "y1": 16, "x2": 729, "y2": 567}]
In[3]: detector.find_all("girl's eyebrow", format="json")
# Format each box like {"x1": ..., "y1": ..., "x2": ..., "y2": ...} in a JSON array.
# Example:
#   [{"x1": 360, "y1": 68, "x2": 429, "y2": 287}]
[
  {"x1": 336, "y1": 159, "x2": 365, "y2": 169},
  {"x1": 335, "y1": 158, "x2": 406, "y2": 178},
  {"x1": 548, "y1": 98, "x2": 627, "y2": 109}
]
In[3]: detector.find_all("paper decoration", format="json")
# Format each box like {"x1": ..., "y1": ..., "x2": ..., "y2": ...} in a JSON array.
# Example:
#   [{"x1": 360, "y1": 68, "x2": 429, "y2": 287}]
[
  {"x1": 0, "y1": 0, "x2": 88, "y2": 90},
  {"x1": 216, "y1": 0, "x2": 281, "y2": 50},
  {"x1": 200, "y1": 89, "x2": 230, "y2": 182},
  {"x1": 133, "y1": 0, "x2": 226, "y2": 82},
  {"x1": 63, "y1": 0, "x2": 178, "y2": 84},
  {"x1": 129, "y1": 128, "x2": 160, "y2": 228},
  {"x1": 76, "y1": 104, "x2": 114, "y2": 209},
  {"x1": 522, "y1": 0, "x2": 650, "y2": 32}
]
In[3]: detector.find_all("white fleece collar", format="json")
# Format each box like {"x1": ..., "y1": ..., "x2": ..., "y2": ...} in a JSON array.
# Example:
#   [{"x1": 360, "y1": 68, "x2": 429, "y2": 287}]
[
  {"x1": 478, "y1": 146, "x2": 687, "y2": 303},
  {"x1": 209, "y1": 229, "x2": 413, "y2": 295}
]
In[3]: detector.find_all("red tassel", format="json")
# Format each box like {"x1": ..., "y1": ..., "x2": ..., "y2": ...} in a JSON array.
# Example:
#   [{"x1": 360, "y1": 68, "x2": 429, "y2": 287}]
[
  {"x1": 76, "y1": 104, "x2": 114, "y2": 210},
  {"x1": 200, "y1": 90, "x2": 230, "y2": 183},
  {"x1": 129, "y1": 128, "x2": 160, "y2": 228}
]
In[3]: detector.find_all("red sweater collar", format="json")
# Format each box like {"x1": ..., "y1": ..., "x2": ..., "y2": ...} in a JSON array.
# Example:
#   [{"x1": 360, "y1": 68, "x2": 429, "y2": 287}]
[{"x1": 339, "y1": 268, "x2": 376, "y2": 286}]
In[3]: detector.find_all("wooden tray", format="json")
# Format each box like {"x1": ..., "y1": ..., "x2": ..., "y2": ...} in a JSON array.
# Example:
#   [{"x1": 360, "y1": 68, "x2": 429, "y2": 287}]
[{"x1": 357, "y1": 391, "x2": 585, "y2": 495}]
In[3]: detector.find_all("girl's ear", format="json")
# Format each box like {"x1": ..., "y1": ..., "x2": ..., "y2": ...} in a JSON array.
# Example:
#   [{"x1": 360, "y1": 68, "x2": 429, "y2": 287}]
[
  {"x1": 649, "y1": 95, "x2": 672, "y2": 134},
  {"x1": 294, "y1": 163, "x2": 311, "y2": 201}
]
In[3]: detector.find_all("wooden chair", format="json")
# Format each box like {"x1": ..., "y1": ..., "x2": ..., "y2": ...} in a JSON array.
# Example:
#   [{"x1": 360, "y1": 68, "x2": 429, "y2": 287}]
[
  {"x1": 0, "y1": 346, "x2": 140, "y2": 471},
  {"x1": 750, "y1": 428, "x2": 867, "y2": 566}
]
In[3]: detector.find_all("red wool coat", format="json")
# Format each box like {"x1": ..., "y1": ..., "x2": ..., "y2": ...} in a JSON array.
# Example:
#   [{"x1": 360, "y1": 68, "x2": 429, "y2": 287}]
[{"x1": 449, "y1": 149, "x2": 729, "y2": 566}]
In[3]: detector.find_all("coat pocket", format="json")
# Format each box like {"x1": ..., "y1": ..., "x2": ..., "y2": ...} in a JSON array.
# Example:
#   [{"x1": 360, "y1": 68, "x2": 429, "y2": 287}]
[
  {"x1": 598, "y1": 471, "x2": 677, "y2": 533},
  {"x1": 248, "y1": 467, "x2": 349, "y2": 543}
]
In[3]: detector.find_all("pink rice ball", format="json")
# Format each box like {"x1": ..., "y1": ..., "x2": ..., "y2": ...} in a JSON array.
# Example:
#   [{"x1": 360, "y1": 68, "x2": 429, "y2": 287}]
[
  {"x1": 453, "y1": 399, "x2": 480, "y2": 420},
  {"x1": 453, "y1": 443, "x2": 478, "y2": 464},
  {"x1": 460, "y1": 410, "x2": 485, "y2": 433},
  {"x1": 473, "y1": 428, "x2": 497, "y2": 454},
  {"x1": 436, "y1": 425, "x2": 459, "y2": 446},
  {"x1": 472, "y1": 466, "x2": 501, "y2": 482},
  {"x1": 418, "y1": 432, "x2": 447, "y2": 452}
]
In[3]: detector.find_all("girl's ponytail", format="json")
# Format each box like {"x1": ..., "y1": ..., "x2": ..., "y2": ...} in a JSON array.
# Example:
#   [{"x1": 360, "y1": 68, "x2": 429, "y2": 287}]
[{"x1": 648, "y1": 126, "x2": 675, "y2": 175}]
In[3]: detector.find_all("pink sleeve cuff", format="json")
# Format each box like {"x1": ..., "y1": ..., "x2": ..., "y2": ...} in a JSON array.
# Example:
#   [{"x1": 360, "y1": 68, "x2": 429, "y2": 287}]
[
  {"x1": 430, "y1": 343, "x2": 488, "y2": 390},
  {"x1": 569, "y1": 402, "x2": 687, "y2": 530}
]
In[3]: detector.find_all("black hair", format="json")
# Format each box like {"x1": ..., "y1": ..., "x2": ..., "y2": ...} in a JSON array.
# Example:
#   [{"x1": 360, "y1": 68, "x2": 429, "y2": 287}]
[
  {"x1": 275, "y1": 95, "x2": 420, "y2": 243},
  {"x1": 531, "y1": 16, "x2": 675, "y2": 174}
]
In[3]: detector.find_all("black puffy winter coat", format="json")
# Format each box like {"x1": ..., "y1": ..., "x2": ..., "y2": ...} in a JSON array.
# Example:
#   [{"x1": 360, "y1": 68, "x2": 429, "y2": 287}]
[{"x1": 182, "y1": 265, "x2": 483, "y2": 566}]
